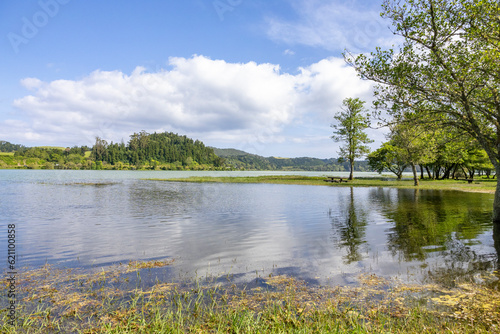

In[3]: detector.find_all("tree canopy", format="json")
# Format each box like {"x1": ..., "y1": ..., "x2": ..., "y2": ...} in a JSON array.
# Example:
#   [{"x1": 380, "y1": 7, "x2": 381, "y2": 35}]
[
  {"x1": 331, "y1": 98, "x2": 373, "y2": 180},
  {"x1": 346, "y1": 0, "x2": 500, "y2": 221}
]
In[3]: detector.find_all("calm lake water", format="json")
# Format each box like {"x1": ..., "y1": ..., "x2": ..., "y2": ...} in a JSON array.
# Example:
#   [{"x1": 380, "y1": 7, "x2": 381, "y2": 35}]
[{"x1": 1, "y1": 170, "x2": 498, "y2": 286}]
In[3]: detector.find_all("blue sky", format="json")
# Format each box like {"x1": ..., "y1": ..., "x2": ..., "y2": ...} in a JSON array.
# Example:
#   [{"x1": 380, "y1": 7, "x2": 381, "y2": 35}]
[{"x1": 0, "y1": 0, "x2": 397, "y2": 158}]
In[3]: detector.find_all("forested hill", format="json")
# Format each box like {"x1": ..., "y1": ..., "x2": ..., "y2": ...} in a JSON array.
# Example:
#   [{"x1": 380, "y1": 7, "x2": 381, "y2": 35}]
[
  {"x1": 92, "y1": 131, "x2": 224, "y2": 169},
  {"x1": 1, "y1": 135, "x2": 371, "y2": 171},
  {"x1": 213, "y1": 148, "x2": 371, "y2": 171},
  {"x1": 0, "y1": 140, "x2": 25, "y2": 152},
  {"x1": 1, "y1": 132, "x2": 224, "y2": 170}
]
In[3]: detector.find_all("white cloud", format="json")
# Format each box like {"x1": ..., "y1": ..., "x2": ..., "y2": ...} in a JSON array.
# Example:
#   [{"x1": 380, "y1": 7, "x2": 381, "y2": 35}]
[
  {"x1": 5, "y1": 55, "x2": 375, "y2": 156},
  {"x1": 296, "y1": 57, "x2": 373, "y2": 119},
  {"x1": 265, "y1": 0, "x2": 396, "y2": 52}
]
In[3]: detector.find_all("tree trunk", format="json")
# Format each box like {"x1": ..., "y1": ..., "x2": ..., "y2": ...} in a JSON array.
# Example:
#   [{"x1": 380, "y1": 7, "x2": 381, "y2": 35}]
[
  {"x1": 469, "y1": 168, "x2": 475, "y2": 179},
  {"x1": 494, "y1": 167, "x2": 500, "y2": 224},
  {"x1": 442, "y1": 165, "x2": 453, "y2": 180},
  {"x1": 461, "y1": 166, "x2": 468, "y2": 178},
  {"x1": 435, "y1": 166, "x2": 441, "y2": 180},
  {"x1": 451, "y1": 164, "x2": 458, "y2": 179},
  {"x1": 494, "y1": 223, "x2": 500, "y2": 271},
  {"x1": 411, "y1": 163, "x2": 419, "y2": 186},
  {"x1": 425, "y1": 166, "x2": 432, "y2": 179},
  {"x1": 419, "y1": 165, "x2": 424, "y2": 179},
  {"x1": 349, "y1": 159, "x2": 354, "y2": 180}
]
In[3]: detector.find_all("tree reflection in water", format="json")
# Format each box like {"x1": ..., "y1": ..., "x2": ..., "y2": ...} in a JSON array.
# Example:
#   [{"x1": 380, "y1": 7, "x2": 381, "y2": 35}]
[
  {"x1": 329, "y1": 187, "x2": 368, "y2": 264},
  {"x1": 370, "y1": 188, "x2": 498, "y2": 285},
  {"x1": 495, "y1": 223, "x2": 500, "y2": 272}
]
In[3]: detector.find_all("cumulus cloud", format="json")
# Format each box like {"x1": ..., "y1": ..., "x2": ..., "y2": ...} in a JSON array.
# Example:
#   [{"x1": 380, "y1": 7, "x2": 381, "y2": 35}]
[
  {"x1": 296, "y1": 57, "x2": 372, "y2": 119},
  {"x1": 265, "y1": 0, "x2": 396, "y2": 52},
  {"x1": 5, "y1": 55, "x2": 373, "y2": 153}
]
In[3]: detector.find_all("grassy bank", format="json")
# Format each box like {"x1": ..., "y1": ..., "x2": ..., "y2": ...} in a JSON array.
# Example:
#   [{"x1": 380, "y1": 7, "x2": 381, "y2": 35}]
[
  {"x1": 1, "y1": 262, "x2": 499, "y2": 333},
  {"x1": 149, "y1": 175, "x2": 497, "y2": 194}
]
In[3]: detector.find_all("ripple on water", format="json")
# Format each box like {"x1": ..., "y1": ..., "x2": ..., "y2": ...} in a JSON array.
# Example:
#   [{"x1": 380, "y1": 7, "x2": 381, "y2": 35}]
[{"x1": 0, "y1": 171, "x2": 497, "y2": 287}]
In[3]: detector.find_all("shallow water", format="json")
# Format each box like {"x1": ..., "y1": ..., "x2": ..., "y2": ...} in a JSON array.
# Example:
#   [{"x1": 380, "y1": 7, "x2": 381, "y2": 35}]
[{"x1": 0, "y1": 170, "x2": 498, "y2": 286}]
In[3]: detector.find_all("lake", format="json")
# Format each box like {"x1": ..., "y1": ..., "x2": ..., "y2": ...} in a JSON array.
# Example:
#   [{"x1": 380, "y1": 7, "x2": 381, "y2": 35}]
[{"x1": 1, "y1": 170, "x2": 498, "y2": 287}]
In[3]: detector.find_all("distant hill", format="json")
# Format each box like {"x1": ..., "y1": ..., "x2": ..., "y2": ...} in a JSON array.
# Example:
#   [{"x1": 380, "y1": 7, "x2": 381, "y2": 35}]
[
  {"x1": 212, "y1": 147, "x2": 372, "y2": 172},
  {"x1": 1, "y1": 139, "x2": 372, "y2": 172},
  {"x1": 0, "y1": 140, "x2": 25, "y2": 152},
  {"x1": 212, "y1": 148, "x2": 253, "y2": 157}
]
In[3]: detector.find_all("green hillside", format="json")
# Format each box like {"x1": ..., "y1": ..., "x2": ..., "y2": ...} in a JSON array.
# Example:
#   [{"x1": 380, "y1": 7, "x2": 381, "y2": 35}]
[
  {"x1": 0, "y1": 132, "x2": 225, "y2": 170},
  {"x1": 214, "y1": 148, "x2": 371, "y2": 171},
  {"x1": 0, "y1": 138, "x2": 372, "y2": 171}
]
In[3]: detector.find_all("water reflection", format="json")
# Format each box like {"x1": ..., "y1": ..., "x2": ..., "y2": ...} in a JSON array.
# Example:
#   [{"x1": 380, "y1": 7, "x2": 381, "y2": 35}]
[
  {"x1": 495, "y1": 223, "x2": 500, "y2": 271},
  {"x1": 329, "y1": 187, "x2": 368, "y2": 264},
  {"x1": 367, "y1": 188, "x2": 498, "y2": 284},
  {"x1": 0, "y1": 170, "x2": 498, "y2": 287},
  {"x1": 370, "y1": 188, "x2": 493, "y2": 260}
]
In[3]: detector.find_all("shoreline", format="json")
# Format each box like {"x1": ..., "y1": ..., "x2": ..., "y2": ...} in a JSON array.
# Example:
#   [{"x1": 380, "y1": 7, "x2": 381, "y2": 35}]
[
  {"x1": 2, "y1": 261, "x2": 499, "y2": 333},
  {"x1": 148, "y1": 175, "x2": 497, "y2": 194}
]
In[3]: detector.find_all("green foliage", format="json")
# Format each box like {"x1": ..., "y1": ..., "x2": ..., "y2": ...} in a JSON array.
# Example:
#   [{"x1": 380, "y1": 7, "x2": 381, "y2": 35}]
[
  {"x1": 91, "y1": 131, "x2": 224, "y2": 169},
  {"x1": 0, "y1": 140, "x2": 25, "y2": 152},
  {"x1": 212, "y1": 148, "x2": 250, "y2": 157},
  {"x1": 368, "y1": 142, "x2": 408, "y2": 179},
  {"x1": 345, "y1": 0, "x2": 500, "y2": 216},
  {"x1": 1, "y1": 135, "x2": 374, "y2": 172},
  {"x1": 331, "y1": 97, "x2": 373, "y2": 179}
]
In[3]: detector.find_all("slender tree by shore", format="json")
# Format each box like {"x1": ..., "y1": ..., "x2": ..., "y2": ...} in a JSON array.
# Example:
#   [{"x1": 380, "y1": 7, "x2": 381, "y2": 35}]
[{"x1": 331, "y1": 97, "x2": 373, "y2": 180}]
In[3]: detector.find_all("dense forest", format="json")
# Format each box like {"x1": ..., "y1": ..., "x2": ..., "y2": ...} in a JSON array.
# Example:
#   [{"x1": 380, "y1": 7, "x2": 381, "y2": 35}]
[
  {"x1": 0, "y1": 140, "x2": 25, "y2": 152},
  {"x1": 90, "y1": 131, "x2": 224, "y2": 170}
]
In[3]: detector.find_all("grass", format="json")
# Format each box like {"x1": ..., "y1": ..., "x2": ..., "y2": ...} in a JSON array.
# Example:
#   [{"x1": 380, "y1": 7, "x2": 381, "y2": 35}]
[
  {"x1": 35, "y1": 146, "x2": 67, "y2": 150},
  {"x1": 148, "y1": 175, "x2": 497, "y2": 194},
  {"x1": 1, "y1": 262, "x2": 499, "y2": 333}
]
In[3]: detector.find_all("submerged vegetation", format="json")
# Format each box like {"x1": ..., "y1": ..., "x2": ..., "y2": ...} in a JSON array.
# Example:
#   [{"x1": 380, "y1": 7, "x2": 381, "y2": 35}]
[{"x1": 1, "y1": 262, "x2": 499, "y2": 333}]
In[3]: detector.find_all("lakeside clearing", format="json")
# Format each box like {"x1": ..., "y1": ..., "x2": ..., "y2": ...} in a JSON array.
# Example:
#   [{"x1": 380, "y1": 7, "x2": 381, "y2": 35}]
[{"x1": 148, "y1": 175, "x2": 497, "y2": 194}]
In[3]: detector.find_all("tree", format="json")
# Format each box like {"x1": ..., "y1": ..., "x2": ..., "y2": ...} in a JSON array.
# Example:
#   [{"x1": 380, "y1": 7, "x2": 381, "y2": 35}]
[
  {"x1": 92, "y1": 136, "x2": 108, "y2": 162},
  {"x1": 346, "y1": 0, "x2": 500, "y2": 222},
  {"x1": 428, "y1": 128, "x2": 472, "y2": 180},
  {"x1": 331, "y1": 98, "x2": 373, "y2": 180},
  {"x1": 388, "y1": 116, "x2": 437, "y2": 186},
  {"x1": 368, "y1": 142, "x2": 408, "y2": 180},
  {"x1": 462, "y1": 147, "x2": 494, "y2": 179}
]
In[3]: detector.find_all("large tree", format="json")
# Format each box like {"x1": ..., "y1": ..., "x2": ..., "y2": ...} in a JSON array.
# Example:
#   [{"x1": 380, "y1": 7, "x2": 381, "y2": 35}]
[
  {"x1": 331, "y1": 97, "x2": 373, "y2": 180},
  {"x1": 368, "y1": 142, "x2": 408, "y2": 180},
  {"x1": 346, "y1": 0, "x2": 500, "y2": 222},
  {"x1": 388, "y1": 118, "x2": 436, "y2": 186}
]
